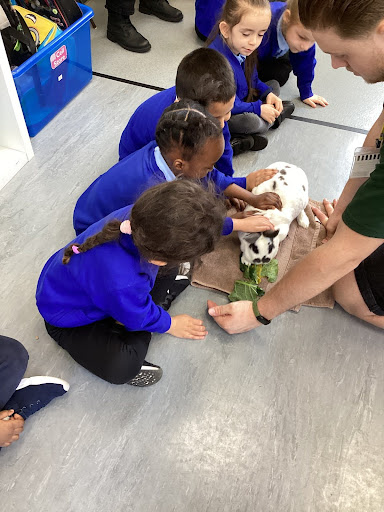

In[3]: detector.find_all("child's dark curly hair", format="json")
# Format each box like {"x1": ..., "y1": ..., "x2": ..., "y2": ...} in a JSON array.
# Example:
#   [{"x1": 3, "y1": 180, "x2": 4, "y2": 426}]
[
  {"x1": 155, "y1": 99, "x2": 223, "y2": 161},
  {"x1": 63, "y1": 180, "x2": 226, "y2": 267}
]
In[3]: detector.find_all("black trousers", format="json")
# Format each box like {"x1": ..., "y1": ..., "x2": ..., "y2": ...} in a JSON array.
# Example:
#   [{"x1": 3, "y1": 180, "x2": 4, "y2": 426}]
[
  {"x1": 105, "y1": 0, "x2": 157, "y2": 16},
  {"x1": 0, "y1": 335, "x2": 29, "y2": 409},
  {"x1": 258, "y1": 53, "x2": 293, "y2": 87},
  {"x1": 44, "y1": 268, "x2": 180, "y2": 385}
]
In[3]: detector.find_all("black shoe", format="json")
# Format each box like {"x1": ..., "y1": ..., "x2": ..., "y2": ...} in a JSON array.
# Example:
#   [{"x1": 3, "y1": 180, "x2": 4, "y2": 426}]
[
  {"x1": 159, "y1": 276, "x2": 190, "y2": 311},
  {"x1": 107, "y1": 13, "x2": 151, "y2": 53},
  {"x1": 272, "y1": 100, "x2": 295, "y2": 129},
  {"x1": 139, "y1": 0, "x2": 183, "y2": 22},
  {"x1": 249, "y1": 133, "x2": 268, "y2": 151},
  {"x1": 127, "y1": 361, "x2": 163, "y2": 387},
  {"x1": 231, "y1": 135, "x2": 254, "y2": 156}
]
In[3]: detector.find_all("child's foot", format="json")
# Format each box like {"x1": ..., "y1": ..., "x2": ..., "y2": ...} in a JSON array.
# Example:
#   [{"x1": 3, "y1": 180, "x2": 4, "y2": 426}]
[
  {"x1": 249, "y1": 134, "x2": 268, "y2": 151},
  {"x1": 160, "y1": 276, "x2": 190, "y2": 311},
  {"x1": 4, "y1": 376, "x2": 69, "y2": 420},
  {"x1": 127, "y1": 361, "x2": 163, "y2": 387},
  {"x1": 231, "y1": 135, "x2": 255, "y2": 156},
  {"x1": 272, "y1": 101, "x2": 295, "y2": 129},
  {"x1": 139, "y1": 0, "x2": 183, "y2": 22}
]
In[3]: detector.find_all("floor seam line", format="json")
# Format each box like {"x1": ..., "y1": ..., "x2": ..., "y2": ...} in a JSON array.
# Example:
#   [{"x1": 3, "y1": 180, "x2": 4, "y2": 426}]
[{"x1": 92, "y1": 72, "x2": 369, "y2": 135}]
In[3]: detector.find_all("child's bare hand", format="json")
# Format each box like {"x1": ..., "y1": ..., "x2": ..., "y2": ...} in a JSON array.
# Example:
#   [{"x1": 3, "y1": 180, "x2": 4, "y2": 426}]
[
  {"x1": 225, "y1": 197, "x2": 247, "y2": 211},
  {"x1": 249, "y1": 192, "x2": 282, "y2": 210},
  {"x1": 302, "y1": 94, "x2": 329, "y2": 108},
  {"x1": 167, "y1": 315, "x2": 208, "y2": 340},
  {"x1": 261, "y1": 104, "x2": 280, "y2": 124},
  {"x1": 233, "y1": 214, "x2": 275, "y2": 233},
  {"x1": 266, "y1": 92, "x2": 283, "y2": 113},
  {"x1": 246, "y1": 168, "x2": 278, "y2": 190},
  {"x1": 0, "y1": 410, "x2": 24, "y2": 447}
]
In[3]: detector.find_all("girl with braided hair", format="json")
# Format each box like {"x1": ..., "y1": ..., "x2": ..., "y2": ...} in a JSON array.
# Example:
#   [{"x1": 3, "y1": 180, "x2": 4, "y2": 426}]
[
  {"x1": 37, "y1": 181, "x2": 228, "y2": 387},
  {"x1": 73, "y1": 99, "x2": 281, "y2": 237}
]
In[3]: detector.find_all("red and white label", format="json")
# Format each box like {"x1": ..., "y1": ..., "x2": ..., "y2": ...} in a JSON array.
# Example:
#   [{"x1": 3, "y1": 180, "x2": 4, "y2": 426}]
[{"x1": 50, "y1": 45, "x2": 67, "y2": 70}]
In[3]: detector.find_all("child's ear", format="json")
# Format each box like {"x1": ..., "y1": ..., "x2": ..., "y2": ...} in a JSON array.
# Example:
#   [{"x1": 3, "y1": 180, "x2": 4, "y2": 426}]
[
  {"x1": 219, "y1": 21, "x2": 230, "y2": 39},
  {"x1": 283, "y1": 9, "x2": 291, "y2": 25},
  {"x1": 173, "y1": 158, "x2": 184, "y2": 172}
]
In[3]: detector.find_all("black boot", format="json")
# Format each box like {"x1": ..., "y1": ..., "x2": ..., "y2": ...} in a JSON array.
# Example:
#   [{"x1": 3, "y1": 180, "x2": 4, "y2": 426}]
[
  {"x1": 231, "y1": 134, "x2": 268, "y2": 156},
  {"x1": 107, "y1": 12, "x2": 151, "y2": 53},
  {"x1": 139, "y1": 0, "x2": 183, "y2": 22},
  {"x1": 231, "y1": 135, "x2": 254, "y2": 156},
  {"x1": 249, "y1": 133, "x2": 268, "y2": 151},
  {"x1": 272, "y1": 100, "x2": 295, "y2": 129}
]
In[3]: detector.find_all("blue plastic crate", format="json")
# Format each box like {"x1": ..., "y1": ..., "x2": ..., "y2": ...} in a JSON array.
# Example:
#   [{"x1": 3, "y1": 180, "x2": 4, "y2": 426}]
[{"x1": 12, "y1": 3, "x2": 94, "y2": 137}]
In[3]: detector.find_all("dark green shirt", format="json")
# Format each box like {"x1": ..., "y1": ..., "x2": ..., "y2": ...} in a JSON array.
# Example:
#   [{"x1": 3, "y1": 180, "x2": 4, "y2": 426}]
[{"x1": 343, "y1": 132, "x2": 384, "y2": 239}]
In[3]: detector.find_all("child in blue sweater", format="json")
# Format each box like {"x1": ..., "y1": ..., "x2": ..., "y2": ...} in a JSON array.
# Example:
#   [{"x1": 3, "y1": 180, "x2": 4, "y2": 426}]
[
  {"x1": 119, "y1": 47, "x2": 267, "y2": 163},
  {"x1": 257, "y1": 0, "x2": 328, "y2": 109},
  {"x1": 37, "y1": 181, "x2": 231, "y2": 387},
  {"x1": 74, "y1": 100, "x2": 281, "y2": 235},
  {"x1": 209, "y1": 0, "x2": 295, "y2": 151}
]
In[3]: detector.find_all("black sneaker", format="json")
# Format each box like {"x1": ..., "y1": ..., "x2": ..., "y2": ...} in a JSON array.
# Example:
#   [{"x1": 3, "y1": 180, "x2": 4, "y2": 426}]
[
  {"x1": 272, "y1": 100, "x2": 295, "y2": 129},
  {"x1": 231, "y1": 135, "x2": 254, "y2": 156},
  {"x1": 127, "y1": 361, "x2": 163, "y2": 387},
  {"x1": 139, "y1": 0, "x2": 183, "y2": 23},
  {"x1": 249, "y1": 133, "x2": 268, "y2": 151},
  {"x1": 107, "y1": 13, "x2": 151, "y2": 53}
]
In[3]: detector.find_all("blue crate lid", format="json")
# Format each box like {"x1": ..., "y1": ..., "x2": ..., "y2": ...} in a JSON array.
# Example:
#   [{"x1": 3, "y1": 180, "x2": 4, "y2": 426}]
[{"x1": 12, "y1": 3, "x2": 94, "y2": 78}]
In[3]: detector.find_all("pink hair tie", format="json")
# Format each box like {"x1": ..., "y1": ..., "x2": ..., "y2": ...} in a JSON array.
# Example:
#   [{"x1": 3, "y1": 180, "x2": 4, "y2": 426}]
[{"x1": 72, "y1": 245, "x2": 80, "y2": 254}]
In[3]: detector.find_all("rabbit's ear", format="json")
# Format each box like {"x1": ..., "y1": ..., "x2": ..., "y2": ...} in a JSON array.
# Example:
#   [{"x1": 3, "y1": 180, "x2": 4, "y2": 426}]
[
  {"x1": 263, "y1": 229, "x2": 280, "y2": 238},
  {"x1": 243, "y1": 232, "x2": 262, "y2": 243}
]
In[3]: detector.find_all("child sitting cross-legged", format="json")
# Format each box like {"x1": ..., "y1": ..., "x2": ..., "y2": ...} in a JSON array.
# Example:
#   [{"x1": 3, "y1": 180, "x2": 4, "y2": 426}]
[
  {"x1": 73, "y1": 100, "x2": 281, "y2": 237},
  {"x1": 37, "y1": 181, "x2": 276, "y2": 387}
]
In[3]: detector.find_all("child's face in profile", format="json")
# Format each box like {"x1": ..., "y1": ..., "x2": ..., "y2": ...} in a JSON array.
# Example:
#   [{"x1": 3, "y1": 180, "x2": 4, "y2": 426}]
[
  {"x1": 284, "y1": 23, "x2": 315, "y2": 53},
  {"x1": 181, "y1": 135, "x2": 225, "y2": 180},
  {"x1": 219, "y1": 8, "x2": 271, "y2": 57},
  {"x1": 207, "y1": 96, "x2": 235, "y2": 128}
]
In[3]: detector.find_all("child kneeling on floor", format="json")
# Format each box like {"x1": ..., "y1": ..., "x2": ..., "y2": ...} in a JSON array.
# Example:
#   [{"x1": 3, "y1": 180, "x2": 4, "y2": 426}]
[
  {"x1": 73, "y1": 100, "x2": 281, "y2": 236},
  {"x1": 37, "y1": 181, "x2": 235, "y2": 387},
  {"x1": 208, "y1": 0, "x2": 295, "y2": 151}
]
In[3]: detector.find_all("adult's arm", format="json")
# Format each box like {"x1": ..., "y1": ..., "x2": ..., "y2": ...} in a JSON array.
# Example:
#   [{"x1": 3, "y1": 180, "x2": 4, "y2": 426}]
[{"x1": 208, "y1": 221, "x2": 384, "y2": 333}]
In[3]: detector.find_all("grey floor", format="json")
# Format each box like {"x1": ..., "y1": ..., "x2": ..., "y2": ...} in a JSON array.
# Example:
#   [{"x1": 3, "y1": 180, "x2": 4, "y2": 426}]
[{"x1": 1, "y1": 1, "x2": 384, "y2": 511}]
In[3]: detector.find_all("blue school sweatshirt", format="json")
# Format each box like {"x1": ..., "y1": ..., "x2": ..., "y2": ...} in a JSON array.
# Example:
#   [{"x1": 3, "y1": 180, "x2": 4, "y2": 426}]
[
  {"x1": 36, "y1": 206, "x2": 172, "y2": 333},
  {"x1": 118, "y1": 86, "x2": 235, "y2": 177},
  {"x1": 258, "y1": 1, "x2": 316, "y2": 101},
  {"x1": 73, "y1": 141, "x2": 242, "y2": 235},
  {"x1": 195, "y1": 0, "x2": 224, "y2": 39},
  {"x1": 209, "y1": 35, "x2": 272, "y2": 117}
]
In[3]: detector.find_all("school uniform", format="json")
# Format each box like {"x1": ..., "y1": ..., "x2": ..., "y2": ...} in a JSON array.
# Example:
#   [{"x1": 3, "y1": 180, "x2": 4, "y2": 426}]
[
  {"x1": 0, "y1": 335, "x2": 29, "y2": 410},
  {"x1": 118, "y1": 86, "x2": 236, "y2": 177},
  {"x1": 257, "y1": 1, "x2": 316, "y2": 101},
  {"x1": 209, "y1": 35, "x2": 279, "y2": 136},
  {"x1": 37, "y1": 205, "x2": 171, "y2": 384},
  {"x1": 73, "y1": 140, "x2": 243, "y2": 236},
  {"x1": 194, "y1": 0, "x2": 224, "y2": 41}
]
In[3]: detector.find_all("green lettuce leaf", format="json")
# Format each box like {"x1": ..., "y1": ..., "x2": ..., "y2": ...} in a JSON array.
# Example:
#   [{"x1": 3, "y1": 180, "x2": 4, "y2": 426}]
[
  {"x1": 228, "y1": 280, "x2": 265, "y2": 302},
  {"x1": 260, "y1": 259, "x2": 278, "y2": 283}
]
